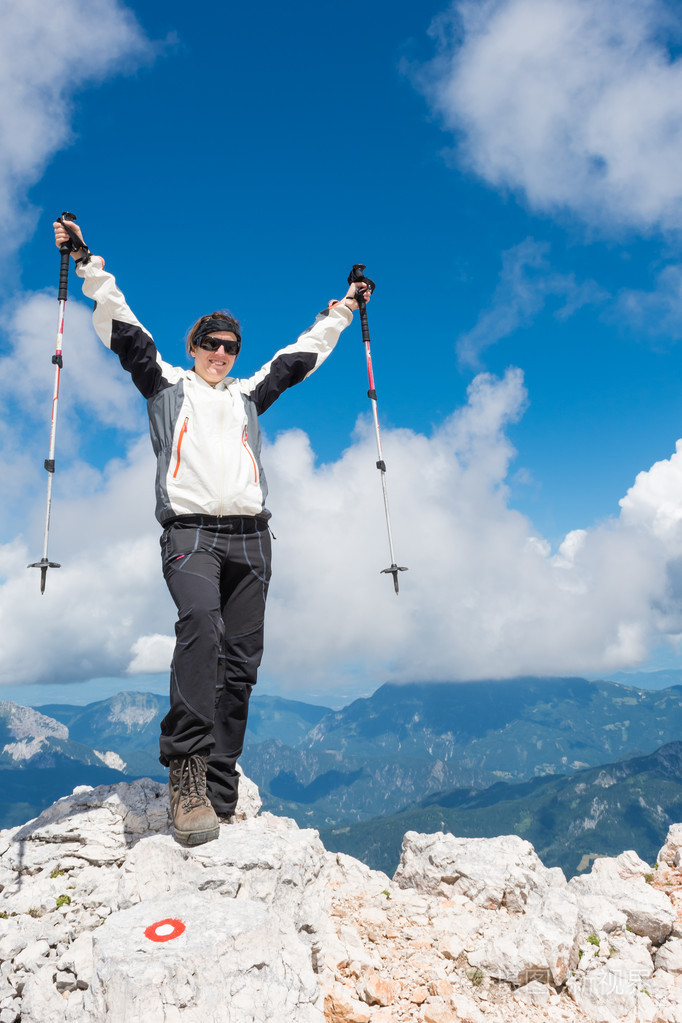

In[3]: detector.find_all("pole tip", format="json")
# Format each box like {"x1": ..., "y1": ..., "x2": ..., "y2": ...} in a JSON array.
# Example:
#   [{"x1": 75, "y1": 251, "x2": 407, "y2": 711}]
[{"x1": 381, "y1": 564, "x2": 408, "y2": 595}]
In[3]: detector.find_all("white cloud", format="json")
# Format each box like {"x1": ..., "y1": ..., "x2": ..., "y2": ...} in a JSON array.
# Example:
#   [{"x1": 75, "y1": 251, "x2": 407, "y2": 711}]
[
  {"x1": 619, "y1": 439, "x2": 682, "y2": 542},
  {"x1": 456, "y1": 238, "x2": 606, "y2": 365},
  {"x1": 0, "y1": 0, "x2": 151, "y2": 243},
  {"x1": 3, "y1": 367, "x2": 681, "y2": 693},
  {"x1": 0, "y1": 292, "x2": 143, "y2": 432},
  {"x1": 420, "y1": 0, "x2": 682, "y2": 231},
  {"x1": 617, "y1": 263, "x2": 682, "y2": 340},
  {"x1": 127, "y1": 634, "x2": 174, "y2": 674},
  {"x1": 0, "y1": 291, "x2": 145, "y2": 545},
  {"x1": 1, "y1": 436, "x2": 173, "y2": 685}
]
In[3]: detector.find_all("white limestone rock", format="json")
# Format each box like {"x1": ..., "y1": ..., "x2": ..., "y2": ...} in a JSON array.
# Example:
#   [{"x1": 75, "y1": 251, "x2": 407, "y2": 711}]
[
  {"x1": 55, "y1": 930, "x2": 94, "y2": 987},
  {"x1": 574, "y1": 893, "x2": 628, "y2": 935},
  {"x1": 567, "y1": 927, "x2": 658, "y2": 1023},
  {"x1": 114, "y1": 835, "x2": 206, "y2": 907},
  {"x1": 77, "y1": 865, "x2": 129, "y2": 916},
  {"x1": 567, "y1": 959, "x2": 657, "y2": 1023},
  {"x1": 81, "y1": 892, "x2": 322, "y2": 1023},
  {"x1": 430, "y1": 899, "x2": 486, "y2": 953},
  {"x1": 658, "y1": 823, "x2": 682, "y2": 869},
  {"x1": 234, "y1": 763, "x2": 262, "y2": 819},
  {"x1": 449, "y1": 992, "x2": 486, "y2": 1023},
  {"x1": 655, "y1": 936, "x2": 682, "y2": 973},
  {"x1": 1, "y1": 778, "x2": 169, "y2": 873},
  {"x1": 324, "y1": 852, "x2": 392, "y2": 892},
  {"x1": 0, "y1": 825, "x2": 23, "y2": 860},
  {"x1": 2, "y1": 776, "x2": 681, "y2": 1023},
  {"x1": 189, "y1": 813, "x2": 329, "y2": 936},
  {"x1": 17, "y1": 965, "x2": 67, "y2": 1023},
  {"x1": 602, "y1": 929, "x2": 654, "y2": 977},
  {"x1": 394, "y1": 830, "x2": 564, "y2": 911},
  {"x1": 6, "y1": 812, "x2": 327, "y2": 952},
  {"x1": 468, "y1": 887, "x2": 580, "y2": 985},
  {"x1": 433, "y1": 928, "x2": 466, "y2": 961},
  {"x1": 0, "y1": 917, "x2": 45, "y2": 962},
  {"x1": 0, "y1": 971, "x2": 16, "y2": 1008},
  {"x1": 332, "y1": 923, "x2": 382, "y2": 975},
  {"x1": 0, "y1": 864, "x2": 81, "y2": 917},
  {"x1": 13, "y1": 938, "x2": 50, "y2": 973},
  {"x1": 652, "y1": 988, "x2": 682, "y2": 1023},
  {"x1": 569, "y1": 856, "x2": 675, "y2": 944},
  {"x1": 608, "y1": 850, "x2": 652, "y2": 881},
  {"x1": 514, "y1": 979, "x2": 552, "y2": 1005}
]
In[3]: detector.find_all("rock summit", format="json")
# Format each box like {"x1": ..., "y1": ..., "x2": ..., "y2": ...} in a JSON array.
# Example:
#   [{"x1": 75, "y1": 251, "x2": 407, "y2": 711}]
[{"x1": 0, "y1": 775, "x2": 681, "y2": 1022}]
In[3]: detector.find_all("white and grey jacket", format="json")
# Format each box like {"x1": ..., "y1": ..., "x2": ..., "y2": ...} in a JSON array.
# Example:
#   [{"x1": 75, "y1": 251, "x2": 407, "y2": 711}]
[{"x1": 76, "y1": 257, "x2": 353, "y2": 525}]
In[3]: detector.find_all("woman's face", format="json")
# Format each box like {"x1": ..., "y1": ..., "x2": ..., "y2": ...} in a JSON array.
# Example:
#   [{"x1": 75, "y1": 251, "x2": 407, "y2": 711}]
[{"x1": 191, "y1": 331, "x2": 238, "y2": 386}]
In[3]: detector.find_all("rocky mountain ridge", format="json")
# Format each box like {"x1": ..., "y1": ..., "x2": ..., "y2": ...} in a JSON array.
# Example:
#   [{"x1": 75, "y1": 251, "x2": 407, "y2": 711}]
[
  {"x1": 0, "y1": 704, "x2": 68, "y2": 763},
  {"x1": 0, "y1": 773, "x2": 681, "y2": 1022},
  {"x1": 244, "y1": 677, "x2": 682, "y2": 833},
  {"x1": 0, "y1": 700, "x2": 128, "y2": 773},
  {"x1": 300, "y1": 678, "x2": 682, "y2": 774}
]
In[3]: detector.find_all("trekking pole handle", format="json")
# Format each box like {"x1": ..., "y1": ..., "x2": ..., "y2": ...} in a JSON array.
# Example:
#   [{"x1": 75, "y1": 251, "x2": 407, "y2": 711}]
[
  {"x1": 347, "y1": 264, "x2": 375, "y2": 341},
  {"x1": 347, "y1": 263, "x2": 376, "y2": 297},
  {"x1": 57, "y1": 211, "x2": 77, "y2": 302}
]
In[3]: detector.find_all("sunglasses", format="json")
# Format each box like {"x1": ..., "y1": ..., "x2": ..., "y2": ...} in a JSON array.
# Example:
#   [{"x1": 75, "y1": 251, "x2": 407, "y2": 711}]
[{"x1": 195, "y1": 336, "x2": 241, "y2": 355}]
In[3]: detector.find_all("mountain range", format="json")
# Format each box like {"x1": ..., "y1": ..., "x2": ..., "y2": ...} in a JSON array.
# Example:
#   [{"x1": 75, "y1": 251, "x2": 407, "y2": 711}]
[
  {"x1": 319, "y1": 739, "x2": 682, "y2": 878},
  {"x1": 242, "y1": 677, "x2": 682, "y2": 830},
  {"x1": 1, "y1": 675, "x2": 681, "y2": 875}
]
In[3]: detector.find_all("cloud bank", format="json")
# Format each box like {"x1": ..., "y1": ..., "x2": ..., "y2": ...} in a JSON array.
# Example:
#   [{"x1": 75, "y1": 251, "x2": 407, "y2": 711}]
[
  {"x1": 0, "y1": 0, "x2": 151, "y2": 244},
  {"x1": 421, "y1": 0, "x2": 682, "y2": 231},
  {"x1": 3, "y1": 365, "x2": 682, "y2": 693}
]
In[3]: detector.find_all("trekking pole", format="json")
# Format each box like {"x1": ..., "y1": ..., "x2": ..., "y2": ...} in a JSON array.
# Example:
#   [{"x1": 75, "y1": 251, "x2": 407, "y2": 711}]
[
  {"x1": 348, "y1": 263, "x2": 407, "y2": 595},
  {"x1": 28, "y1": 211, "x2": 80, "y2": 594}
]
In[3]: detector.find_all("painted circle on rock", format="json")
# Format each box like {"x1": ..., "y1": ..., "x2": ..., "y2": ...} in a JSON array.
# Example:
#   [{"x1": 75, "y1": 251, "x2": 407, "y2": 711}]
[{"x1": 144, "y1": 918, "x2": 186, "y2": 943}]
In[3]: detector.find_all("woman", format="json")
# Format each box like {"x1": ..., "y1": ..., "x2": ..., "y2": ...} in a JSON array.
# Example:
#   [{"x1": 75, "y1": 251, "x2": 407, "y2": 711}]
[{"x1": 53, "y1": 219, "x2": 369, "y2": 846}]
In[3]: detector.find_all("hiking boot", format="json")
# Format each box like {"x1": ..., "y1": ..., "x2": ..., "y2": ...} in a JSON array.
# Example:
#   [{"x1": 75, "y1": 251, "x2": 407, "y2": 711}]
[{"x1": 168, "y1": 755, "x2": 219, "y2": 846}]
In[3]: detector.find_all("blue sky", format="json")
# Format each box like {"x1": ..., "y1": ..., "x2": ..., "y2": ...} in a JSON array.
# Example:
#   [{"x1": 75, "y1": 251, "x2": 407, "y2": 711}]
[{"x1": 4, "y1": 0, "x2": 682, "y2": 705}]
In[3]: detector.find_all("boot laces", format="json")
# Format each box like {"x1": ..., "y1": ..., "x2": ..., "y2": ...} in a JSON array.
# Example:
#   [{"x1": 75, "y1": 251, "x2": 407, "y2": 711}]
[{"x1": 178, "y1": 755, "x2": 209, "y2": 810}]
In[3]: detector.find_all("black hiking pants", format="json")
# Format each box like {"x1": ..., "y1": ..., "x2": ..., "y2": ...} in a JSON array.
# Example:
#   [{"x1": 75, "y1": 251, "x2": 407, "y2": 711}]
[{"x1": 158, "y1": 517, "x2": 272, "y2": 815}]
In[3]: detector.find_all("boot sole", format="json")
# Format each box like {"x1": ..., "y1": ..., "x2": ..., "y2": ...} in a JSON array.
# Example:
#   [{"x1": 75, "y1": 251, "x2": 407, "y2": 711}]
[{"x1": 173, "y1": 824, "x2": 220, "y2": 846}]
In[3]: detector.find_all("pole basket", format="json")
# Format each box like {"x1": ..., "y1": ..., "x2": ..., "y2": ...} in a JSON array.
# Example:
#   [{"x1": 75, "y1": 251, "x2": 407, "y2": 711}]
[{"x1": 28, "y1": 558, "x2": 61, "y2": 595}]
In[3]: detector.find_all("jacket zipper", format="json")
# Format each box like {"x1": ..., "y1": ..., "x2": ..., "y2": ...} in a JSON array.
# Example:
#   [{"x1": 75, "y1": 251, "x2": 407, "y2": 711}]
[
  {"x1": 242, "y1": 425, "x2": 258, "y2": 483},
  {"x1": 173, "y1": 417, "x2": 189, "y2": 479},
  {"x1": 218, "y1": 399, "x2": 225, "y2": 515}
]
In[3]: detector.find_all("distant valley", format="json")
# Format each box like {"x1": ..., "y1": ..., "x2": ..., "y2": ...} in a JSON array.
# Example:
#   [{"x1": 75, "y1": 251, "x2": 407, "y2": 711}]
[{"x1": 319, "y1": 740, "x2": 682, "y2": 878}]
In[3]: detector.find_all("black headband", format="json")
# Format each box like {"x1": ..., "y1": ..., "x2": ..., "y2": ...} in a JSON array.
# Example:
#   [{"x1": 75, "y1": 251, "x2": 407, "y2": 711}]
[{"x1": 194, "y1": 317, "x2": 241, "y2": 347}]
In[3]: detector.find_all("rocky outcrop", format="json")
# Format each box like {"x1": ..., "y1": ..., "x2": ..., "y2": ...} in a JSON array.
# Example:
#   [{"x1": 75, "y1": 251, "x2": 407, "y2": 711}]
[{"x1": 0, "y1": 776, "x2": 681, "y2": 1023}]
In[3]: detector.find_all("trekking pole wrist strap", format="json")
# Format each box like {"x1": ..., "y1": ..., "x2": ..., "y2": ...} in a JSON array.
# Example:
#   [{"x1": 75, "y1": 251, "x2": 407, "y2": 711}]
[{"x1": 58, "y1": 216, "x2": 91, "y2": 266}]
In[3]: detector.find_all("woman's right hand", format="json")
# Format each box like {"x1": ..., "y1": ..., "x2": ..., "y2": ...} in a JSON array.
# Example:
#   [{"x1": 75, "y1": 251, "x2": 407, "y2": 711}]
[{"x1": 53, "y1": 219, "x2": 85, "y2": 260}]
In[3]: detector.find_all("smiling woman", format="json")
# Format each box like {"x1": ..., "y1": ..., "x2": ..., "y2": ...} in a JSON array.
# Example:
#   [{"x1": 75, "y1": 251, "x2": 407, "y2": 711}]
[{"x1": 51, "y1": 216, "x2": 371, "y2": 848}]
